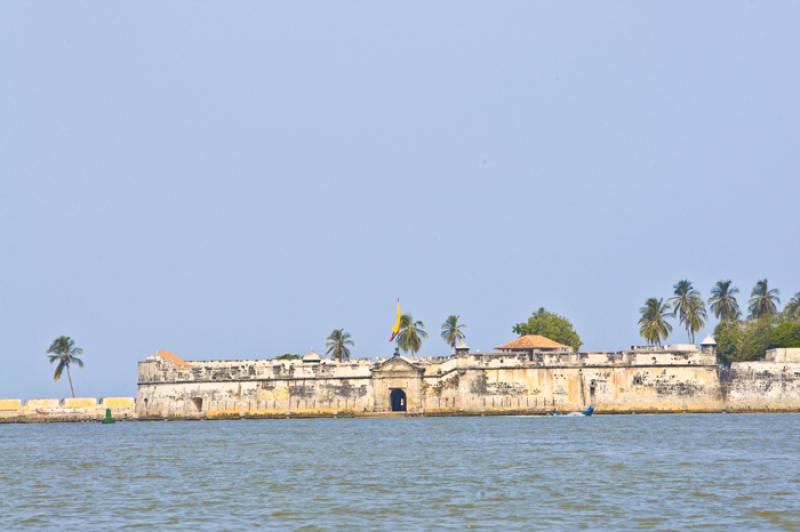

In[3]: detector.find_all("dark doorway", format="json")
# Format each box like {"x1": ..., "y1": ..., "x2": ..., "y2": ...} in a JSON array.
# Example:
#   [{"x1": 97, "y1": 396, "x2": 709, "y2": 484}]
[
  {"x1": 390, "y1": 389, "x2": 407, "y2": 412},
  {"x1": 192, "y1": 397, "x2": 203, "y2": 412}
]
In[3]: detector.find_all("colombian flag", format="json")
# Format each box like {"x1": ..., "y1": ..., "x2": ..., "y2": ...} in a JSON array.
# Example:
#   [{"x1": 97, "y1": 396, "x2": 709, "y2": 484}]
[{"x1": 389, "y1": 299, "x2": 401, "y2": 341}]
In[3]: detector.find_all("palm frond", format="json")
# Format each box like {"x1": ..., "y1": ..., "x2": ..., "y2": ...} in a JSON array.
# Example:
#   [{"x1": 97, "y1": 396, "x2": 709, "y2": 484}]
[{"x1": 53, "y1": 360, "x2": 66, "y2": 380}]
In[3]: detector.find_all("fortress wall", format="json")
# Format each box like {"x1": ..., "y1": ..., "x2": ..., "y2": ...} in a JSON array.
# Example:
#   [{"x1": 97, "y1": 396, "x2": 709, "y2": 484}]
[
  {"x1": 132, "y1": 351, "x2": 800, "y2": 419},
  {"x1": 138, "y1": 359, "x2": 373, "y2": 384},
  {"x1": 137, "y1": 377, "x2": 374, "y2": 419},
  {"x1": 722, "y1": 362, "x2": 800, "y2": 412},
  {"x1": 0, "y1": 397, "x2": 136, "y2": 422},
  {"x1": 420, "y1": 364, "x2": 722, "y2": 414}
]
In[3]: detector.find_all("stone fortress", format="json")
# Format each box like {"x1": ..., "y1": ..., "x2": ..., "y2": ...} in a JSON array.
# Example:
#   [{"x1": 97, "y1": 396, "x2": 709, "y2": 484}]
[
  {"x1": 134, "y1": 335, "x2": 800, "y2": 419},
  {"x1": 3, "y1": 335, "x2": 799, "y2": 422}
]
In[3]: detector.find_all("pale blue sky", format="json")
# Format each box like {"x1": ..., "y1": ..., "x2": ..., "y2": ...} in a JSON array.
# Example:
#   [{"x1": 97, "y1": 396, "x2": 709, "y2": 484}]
[{"x1": 1, "y1": 2, "x2": 798, "y2": 398}]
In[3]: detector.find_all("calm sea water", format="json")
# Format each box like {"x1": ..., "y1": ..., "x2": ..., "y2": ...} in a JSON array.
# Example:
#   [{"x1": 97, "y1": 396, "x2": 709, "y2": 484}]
[{"x1": 1, "y1": 414, "x2": 799, "y2": 530}]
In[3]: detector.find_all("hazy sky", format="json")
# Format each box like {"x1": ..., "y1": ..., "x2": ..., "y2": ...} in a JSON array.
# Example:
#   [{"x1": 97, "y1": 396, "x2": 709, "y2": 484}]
[{"x1": 1, "y1": 2, "x2": 798, "y2": 398}]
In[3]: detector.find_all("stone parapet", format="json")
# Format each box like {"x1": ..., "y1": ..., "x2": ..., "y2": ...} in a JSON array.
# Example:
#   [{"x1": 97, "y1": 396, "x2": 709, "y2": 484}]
[{"x1": 0, "y1": 397, "x2": 136, "y2": 423}]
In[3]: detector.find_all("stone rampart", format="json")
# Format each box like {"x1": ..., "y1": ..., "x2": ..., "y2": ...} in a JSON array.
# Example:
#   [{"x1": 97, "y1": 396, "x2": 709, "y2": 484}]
[
  {"x1": 135, "y1": 347, "x2": 800, "y2": 418},
  {"x1": 0, "y1": 397, "x2": 136, "y2": 423},
  {"x1": 721, "y1": 361, "x2": 800, "y2": 412}
]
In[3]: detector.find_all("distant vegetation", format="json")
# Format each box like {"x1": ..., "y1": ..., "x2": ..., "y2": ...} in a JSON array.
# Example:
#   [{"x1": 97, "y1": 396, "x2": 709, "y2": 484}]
[
  {"x1": 274, "y1": 353, "x2": 302, "y2": 360},
  {"x1": 46, "y1": 336, "x2": 84, "y2": 397},
  {"x1": 513, "y1": 308, "x2": 582, "y2": 351},
  {"x1": 638, "y1": 279, "x2": 800, "y2": 362}
]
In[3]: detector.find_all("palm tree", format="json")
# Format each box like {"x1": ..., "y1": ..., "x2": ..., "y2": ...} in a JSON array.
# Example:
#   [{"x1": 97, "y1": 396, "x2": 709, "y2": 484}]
[
  {"x1": 639, "y1": 298, "x2": 673, "y2": 346},
  {"x1": 46, "y1": 336, "x2": 84, "y2": 398},
  {"x1": 683, "y1": 296, "x2": 707, "y2": 344},
  {"x1": 785, "y1": 292, "x2": 800, "y2": 321},
  {"x1": 440, "y1": 315, "x2": 466, "y2": 352},
  {"x1": 670, "y1": 280, "x2": 698, "y2": 320},
  {"x1": 748, "y1": 279, "x2": 780, "y2": 319},
  {"x1": 325, "y1": 329, "x2": 354, "y2": 362},
  {"x1": 395, "y1": 314, "x2": 428, "y2": 354},
  {"x1": 709, "y1": 280, "x2": 740, "y2": 322},
  {"x1": 670, "y1": 280, "x2": 706, "y2": 343}
]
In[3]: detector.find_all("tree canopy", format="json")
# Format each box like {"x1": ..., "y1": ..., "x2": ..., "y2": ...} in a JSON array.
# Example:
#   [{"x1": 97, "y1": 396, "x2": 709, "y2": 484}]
[
  {"x1": 512, "y1": 307, "x2": 582, "y2": 351},
  {"x1": 709, "y1": 280, "x2": 740, "y2": 322},
  {"x1": 748, "y1": 279, "x2": 780, "y2": 319},
  {"x1": 395, "y1": 314, "x2": 428, "y2": 354},
  {"x1": 326, "y1": 328, "x2": 354, "y2": 362},
  {"x1": 46, "y1": 336, "x2": 84, "y2": 398},
  {"x1": 440, "y1": 315, "x2": 466, "y2": 351},
  {"x1": 714, "y1": 317, "x2": 775, "y2": 363},
  {"x1": 638, "y1": 297, "x2": 672, "y2": 346},
  {"x1": 275, "y1": 353, "x2": 302, "y2": 360}
]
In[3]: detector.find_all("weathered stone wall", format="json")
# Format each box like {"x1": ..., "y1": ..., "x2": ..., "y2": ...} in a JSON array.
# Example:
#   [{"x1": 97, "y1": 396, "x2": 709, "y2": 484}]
[
  {"x1": 134, "y1": 347, "x2": 800, "y2": 418},
  {"x1": 0, "y1": 397, "x2": 135, "y2": 423},
  {"x1": 722, "y1": 362, "x2": 800, "y2": 412}
]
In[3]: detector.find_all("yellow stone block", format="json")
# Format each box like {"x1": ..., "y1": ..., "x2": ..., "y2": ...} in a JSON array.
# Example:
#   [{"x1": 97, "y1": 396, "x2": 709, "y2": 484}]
[
  {"x1": 101, "y1": 397, "x2": 135, "y2": 408},
  {"x1": 63, "y1": 397, "x2": 97, "y2": 408},
  {"x1": 26, "y1": 399, "x2": 60, "y2": 408},
  {"x1": 0, "y1": 399, "x2": 21, "y2": 411}
]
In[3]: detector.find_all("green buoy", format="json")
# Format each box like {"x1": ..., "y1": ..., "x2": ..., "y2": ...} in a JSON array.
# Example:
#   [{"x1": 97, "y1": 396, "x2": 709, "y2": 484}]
[{"x1": 102, "y1": 407, "x2": 115, "y2": 424}]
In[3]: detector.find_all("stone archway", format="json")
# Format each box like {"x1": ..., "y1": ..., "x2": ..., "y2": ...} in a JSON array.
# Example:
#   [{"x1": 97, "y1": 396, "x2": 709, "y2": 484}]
[{"x1": 390, "y1": 389, "x2": 407, "y2": 412}]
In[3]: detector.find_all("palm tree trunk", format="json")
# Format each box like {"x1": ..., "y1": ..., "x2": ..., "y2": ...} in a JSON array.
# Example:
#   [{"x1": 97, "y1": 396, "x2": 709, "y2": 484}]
[{"x1": 66, "y1": 365, "x2": 75, "y2": 398}]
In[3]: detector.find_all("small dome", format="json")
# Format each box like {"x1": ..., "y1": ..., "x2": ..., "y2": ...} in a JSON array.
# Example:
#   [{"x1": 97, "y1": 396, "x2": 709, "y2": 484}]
[
  {"x1": 302, "y1": 351, "x2": 321, "y2": 363},
  {"x1": 456, "y1": 339, "x2": 469, "y2": 350},
  {"x1": 700, "y1": 335, "x2": 716, "y2": 346}
]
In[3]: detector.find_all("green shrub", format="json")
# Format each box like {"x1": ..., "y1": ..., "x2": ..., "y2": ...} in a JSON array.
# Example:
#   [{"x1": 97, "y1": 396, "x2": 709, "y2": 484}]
[{"x1": 770, "y1": 322, "x2": 800, "y2": 348}]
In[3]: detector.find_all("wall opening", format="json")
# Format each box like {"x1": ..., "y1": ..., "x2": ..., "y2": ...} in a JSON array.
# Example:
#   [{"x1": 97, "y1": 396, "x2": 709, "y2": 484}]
[
  {"x1": 390, "y1": 389, "x2": 407, "y2": 412},
  {"x1": 192, "y1": 397, "x2": 203, "y2": 412}
]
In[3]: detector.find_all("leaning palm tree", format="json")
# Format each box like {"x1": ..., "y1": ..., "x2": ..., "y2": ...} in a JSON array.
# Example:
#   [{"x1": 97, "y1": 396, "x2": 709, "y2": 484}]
[
  {"x1": 709, "y1": 280, "x2": 740, "y2": 322},
  {"x1": 639, "y1": 298, "x2": 673, "y2": 346},
  {"x1": 670, "y1": 280, "x2": 706, "y2": 343},
  {"x1": 670, "y1": 280, "x2": 699, "y2": 320},
  {"x1": 395, "y1": 314, "x2": 428, "y2": 355},
  {"x1": 785, "y1": 292, "x2": 800, "y2": 321},
  {"x1": 683, "y1": 296, "x2": 707, "y2": 344},
  {"x1": 440, "y1": 315, "x2": 466, "y2": 352},
  {"x1": 46, "y1": 336, "x2": 84, "y2": 398},
  {"x1": 325, "y1": 329, "x2": 354, "y2": 362},
  {"x1": 748, "y1": 279, "x2": 780, "y2": 319}
]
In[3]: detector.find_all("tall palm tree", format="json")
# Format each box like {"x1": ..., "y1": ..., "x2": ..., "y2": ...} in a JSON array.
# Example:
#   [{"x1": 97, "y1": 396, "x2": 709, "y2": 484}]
[
  {"x1": 440, "y1": 315, "x2": 466, "y2": 352},
  {"x1": 709, "y1": 280, "x2": 740, "y2": 322},
  {"x1": 325, "y1": 329, "x2": 354, "y2": 362},
  {"x1": 395, "y1": 314, "x2": 428, "y2": 355},
  {"x1": 670, "y1": 280, "x2": 706, "y2": 343},
  {"x1": 46, "y1": 336, "x2": 84, "y2": 398},
  {"x1": 639, "y1": 298, "x2": 673, "y2": 346},
  {"x1": 748, "y1": 278, "x2": 780, "y2": 319},
  {"x1": 785, "y1": 292, "x2": 800, "y2": 321},
  {"x1": 683, "y1": 296, "x2": 707, "y2": 344},
  {"x1": 670, "y1": 280, "x2": 698, "y2": 320}
]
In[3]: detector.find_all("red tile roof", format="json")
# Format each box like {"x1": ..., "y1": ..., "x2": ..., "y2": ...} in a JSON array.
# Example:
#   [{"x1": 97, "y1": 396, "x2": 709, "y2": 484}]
[
  {"x1": 157, "y1": 350, "x2": 192, "y2": 368},
  {"x1": 495, "y1": 335, "x2": 569, "y2": 350}
]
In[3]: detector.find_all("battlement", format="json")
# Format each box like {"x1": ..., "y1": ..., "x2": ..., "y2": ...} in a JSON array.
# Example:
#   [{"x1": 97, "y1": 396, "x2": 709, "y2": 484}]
[{"x1": 138, "y1": 347, "x2": 717, "y2": 386}]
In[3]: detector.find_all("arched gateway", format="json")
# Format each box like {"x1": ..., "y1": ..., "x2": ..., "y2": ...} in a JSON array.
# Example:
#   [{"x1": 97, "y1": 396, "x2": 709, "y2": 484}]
[
  {"x1": 390, "y1": 389, "x2": 407, "y2": 412},
  {"x1": 371, "y1": 355, "x2": 425, "y2": 414}
]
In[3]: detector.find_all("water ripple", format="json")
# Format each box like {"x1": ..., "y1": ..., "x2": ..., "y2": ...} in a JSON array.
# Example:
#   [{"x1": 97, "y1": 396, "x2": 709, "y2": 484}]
[{"x1": 1, "y1": 414, "x2": 799, "y2": 529}]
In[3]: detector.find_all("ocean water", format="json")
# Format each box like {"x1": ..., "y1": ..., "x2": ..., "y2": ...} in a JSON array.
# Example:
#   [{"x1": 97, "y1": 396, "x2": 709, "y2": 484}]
[{"x1": 1, "y1": 414, "x2": 799, "y2": 530}]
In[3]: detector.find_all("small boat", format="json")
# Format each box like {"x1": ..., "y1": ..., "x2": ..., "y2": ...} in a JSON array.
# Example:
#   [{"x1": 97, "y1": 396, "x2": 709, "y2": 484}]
[{"x1": 549, "y1": 405, "x2": 594, "y2": 417}]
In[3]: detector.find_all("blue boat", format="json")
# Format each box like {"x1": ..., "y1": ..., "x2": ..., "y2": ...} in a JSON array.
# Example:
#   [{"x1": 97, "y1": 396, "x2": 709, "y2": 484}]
[{"x1": 549, "y1": 405, "x2": 594, "y2": 417}]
